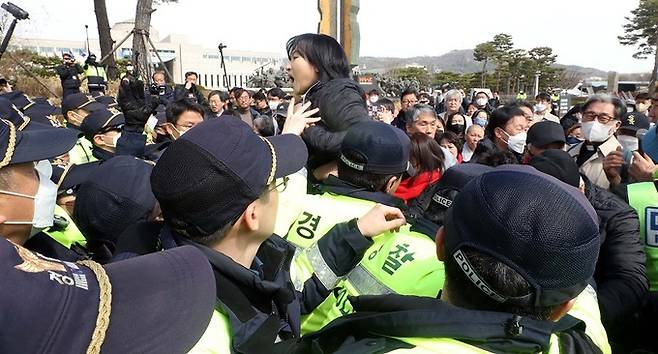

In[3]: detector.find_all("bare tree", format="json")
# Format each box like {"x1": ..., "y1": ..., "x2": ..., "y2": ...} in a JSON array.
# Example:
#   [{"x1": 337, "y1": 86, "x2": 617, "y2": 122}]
[
  {"x1": 93, "y1": 0, "x2": 118, "y2": 79},
  {"x1": 131, "y1": 0, "x2": 154, "y2": 80}
]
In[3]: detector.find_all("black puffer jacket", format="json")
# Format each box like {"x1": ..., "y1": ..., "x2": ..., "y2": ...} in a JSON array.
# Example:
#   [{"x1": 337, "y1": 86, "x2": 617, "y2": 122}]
[
  {"x1": 55, "y1": 63, "x2": 83, "y2": 90},
  {"x1": 174, "y1": 83, "x2": 208, "y2": 106},
  {"x1": 301, "y1": 78, "x2": 369, "y2": 166},
  {"x1": 583, "y1": 177, "x2": 648, "y2": 332}
]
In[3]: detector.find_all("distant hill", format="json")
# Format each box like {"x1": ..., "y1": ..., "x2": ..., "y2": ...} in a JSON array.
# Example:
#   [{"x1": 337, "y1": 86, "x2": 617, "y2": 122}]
[{"x1": 359, "y1": 49, "x2": 617, "y2": 79}]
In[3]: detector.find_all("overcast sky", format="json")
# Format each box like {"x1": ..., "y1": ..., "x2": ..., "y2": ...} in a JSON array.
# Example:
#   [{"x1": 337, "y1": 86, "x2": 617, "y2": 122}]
[{"x1": 12, "y1": 0, "x2": 651, "y2": 73}]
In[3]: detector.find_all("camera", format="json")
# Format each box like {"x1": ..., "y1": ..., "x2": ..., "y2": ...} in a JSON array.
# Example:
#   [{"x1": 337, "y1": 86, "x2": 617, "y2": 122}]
[
  {"x1": 1, "y1": 2, "x2": 28, "y2": 20},
  {"x1": 149, "y1": 83, "x2": 166, "y2": 96}
]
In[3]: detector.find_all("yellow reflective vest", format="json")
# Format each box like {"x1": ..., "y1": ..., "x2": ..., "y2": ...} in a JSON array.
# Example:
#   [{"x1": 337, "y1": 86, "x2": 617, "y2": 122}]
[
  {"x1": 388, "y1": 286, "x2": 610, "y2": 354},
  {"x1": 45, "y1": 205, "x2": 86, "y2": 248},
  {"x1": 68, "y1": 137, "x2": 97, "y2": 165},
  {"x1": 286, "y1": 192, "x2": 444, "y2": 334},
  {"x1": 187, "y1": 309, "x2": 232, "y2": 354}
]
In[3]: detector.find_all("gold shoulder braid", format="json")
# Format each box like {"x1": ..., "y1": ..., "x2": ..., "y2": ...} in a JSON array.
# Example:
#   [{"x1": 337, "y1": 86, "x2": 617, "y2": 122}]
[
  {"x1": 260, "y1": 137, "x2": 277, "y2": 185},
  {"x1": 0, "y1": 119, "x2": 16, "y2": 169},
  {"x1": 78, "y1": 260, "x2": 112, "y2": 354}
]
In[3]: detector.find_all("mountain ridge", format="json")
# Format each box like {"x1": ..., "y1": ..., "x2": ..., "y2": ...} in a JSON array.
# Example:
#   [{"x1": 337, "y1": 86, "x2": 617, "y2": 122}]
[{"x1": 359, "y1": 49, "x2": 644, "y2": 78}]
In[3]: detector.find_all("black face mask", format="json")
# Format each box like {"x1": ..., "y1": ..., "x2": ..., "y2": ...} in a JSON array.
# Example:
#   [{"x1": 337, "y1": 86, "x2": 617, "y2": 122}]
[
  {"x1": 449, "y1": 124, "x2": 465, "y2": 134},
  {"x1": 155, "y1": 133, "x2": 172, "y2": 144}
]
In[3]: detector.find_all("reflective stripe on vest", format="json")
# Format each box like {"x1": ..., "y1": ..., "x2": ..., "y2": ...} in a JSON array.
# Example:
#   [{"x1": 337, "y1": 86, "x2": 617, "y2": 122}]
[
  {"x1": 627, "y1": 182, "x2": 658, "y2": 291},
  {"x1": 346, "y1": 263, "x2": 395, "y2": 295},
  {"x1": 84, "y1": 65, "x2": 107, "y2": 81},
  {"x1": 305, "y1": 242, "x2": 341, "y2": 290}
]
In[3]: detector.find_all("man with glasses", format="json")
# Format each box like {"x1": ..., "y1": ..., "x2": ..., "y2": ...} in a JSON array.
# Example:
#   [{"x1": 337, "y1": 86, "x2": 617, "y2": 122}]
[
  {"x1": 233, "y1": 88, "x2": 261, "y2": 128},
  {"x1": 392, "y1": 88, "x2": 419, "y2": 131},
  {"x1": 114, "y1": 102, "x2": 406, "y2": 352},
  {"x1": 567, "y1": 95, "x2": 626, "y2": 189}
]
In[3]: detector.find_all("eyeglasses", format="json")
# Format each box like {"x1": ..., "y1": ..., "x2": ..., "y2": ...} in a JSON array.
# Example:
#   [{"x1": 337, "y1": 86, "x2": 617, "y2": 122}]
[
  {"x1": 402, "y1": 99, "x2": 418, "y2": 105},
  {"x1": 582, "y1": 111, "x2": 615, "y2": 124},
  {"x1": 267, "y1": 176, "x2": 289, "y2": 193}
]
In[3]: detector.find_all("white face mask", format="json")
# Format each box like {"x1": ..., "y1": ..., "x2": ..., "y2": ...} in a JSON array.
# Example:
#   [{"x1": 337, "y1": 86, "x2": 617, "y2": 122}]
[
  {"x1": 501, "y1": 129, "x2": 527, "y2": 154},
  {"x1": 369, "y1": 95, "x2": 379, "y2": 103},
  {"x1": 534, "y1": 103, "x2": 547, "y2": 113},
  {"x1": 476, "y1": 98, "x2": 488, "y2": 107},
  {"x1": 268, "y1": 100, "x2": 279, "y2": 111},
  {"x1": 617, "y1": 134, "x2": 639, "y2": 151},
  {"x1": 0, "y1": 160, "x2": 57, "y2": 236},
  {"x1": 581, "y1": 121, "x2": 613, "y2": 143},
  {"x1": 112, "y1": 133, "x2": 121, "y2": 148},
  {"x1": 103, "y1": 132, "x2": 121, "y2": 148}
]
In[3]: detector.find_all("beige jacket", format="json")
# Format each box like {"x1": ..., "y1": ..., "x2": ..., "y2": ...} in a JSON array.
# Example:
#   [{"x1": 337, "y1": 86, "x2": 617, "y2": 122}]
[{"x1": 567, "y1": 136, "x2": 621, "y2": 190}]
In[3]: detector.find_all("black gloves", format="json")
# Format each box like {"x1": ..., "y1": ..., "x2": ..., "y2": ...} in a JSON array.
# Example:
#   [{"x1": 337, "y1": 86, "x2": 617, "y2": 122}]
[{"x1": 117, "y1": 74, "x2": 160, "y2": 132}]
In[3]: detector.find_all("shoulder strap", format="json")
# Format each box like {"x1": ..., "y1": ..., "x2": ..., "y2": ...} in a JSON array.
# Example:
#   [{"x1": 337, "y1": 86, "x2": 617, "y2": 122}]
[{"x1": 299, "y1": 295, "x2": 554, "y2": 354}]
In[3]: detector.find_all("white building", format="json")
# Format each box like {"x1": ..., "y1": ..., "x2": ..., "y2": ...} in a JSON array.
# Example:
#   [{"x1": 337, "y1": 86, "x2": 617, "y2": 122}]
[{"x1": 11, "y1": 19, "x2": 286, "y2": 89}]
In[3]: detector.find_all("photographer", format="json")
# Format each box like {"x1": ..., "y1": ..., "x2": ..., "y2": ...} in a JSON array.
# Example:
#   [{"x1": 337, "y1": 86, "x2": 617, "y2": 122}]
[
  {"x1": 148, "y1": 71, "x2": 174, "y2": 121},
  {"x1": 55, "y1": 52, "x2": 84, "y2": 98},
  {"x1": 83, "y1": 53, "x2": 108, "y2": 94},
  {"x1": 174, "y1": 71, "x2": 207, "y2": 107}
]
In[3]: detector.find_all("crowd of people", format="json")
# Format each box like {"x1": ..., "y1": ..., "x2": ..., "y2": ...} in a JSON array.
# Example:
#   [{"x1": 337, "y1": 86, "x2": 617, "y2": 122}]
[{"x1": 2, "y1": 32, "x2": 658, "y2": 353}]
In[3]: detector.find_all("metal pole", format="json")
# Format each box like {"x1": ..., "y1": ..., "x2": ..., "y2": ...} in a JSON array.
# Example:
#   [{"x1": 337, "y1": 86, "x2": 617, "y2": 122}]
[
  {"x1": 85, "y1": 25, "x2": 90, "y2": 55},
  {"x1": 218, "y1": 44, "x2": 229, "y2": 88},
  {"x1": 0, "y1": 18, "x2": 18, "y2": 62},
  {"x1": 145, "y1": 34, "x2": 173, "y2": 82},
  {"x1": 5, "y1": 51, "x2": 59, "y2": 98},
  {"x1": 534, "y1": 72, "x2": 541, "y2": 97},
  {"x1": 99, "y1": 29, "x2": 133, "y2": 65}
]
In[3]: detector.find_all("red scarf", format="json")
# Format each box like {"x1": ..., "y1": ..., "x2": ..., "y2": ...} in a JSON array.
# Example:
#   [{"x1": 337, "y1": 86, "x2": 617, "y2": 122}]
[{"x1": 394, "y1": 170, "x2": 442, "y2": 203}]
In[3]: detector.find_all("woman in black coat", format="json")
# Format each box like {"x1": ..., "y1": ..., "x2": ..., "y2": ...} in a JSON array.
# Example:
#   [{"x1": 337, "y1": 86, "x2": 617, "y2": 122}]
[{"x1": 286, "y1": 34, "x2": 369, "y2": 168}]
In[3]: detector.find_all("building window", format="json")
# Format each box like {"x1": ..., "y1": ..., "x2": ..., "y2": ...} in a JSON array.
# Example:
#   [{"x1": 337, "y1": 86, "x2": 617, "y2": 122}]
[{"x1": 56, "y1": 47, "x2": 71, "y2": 54}]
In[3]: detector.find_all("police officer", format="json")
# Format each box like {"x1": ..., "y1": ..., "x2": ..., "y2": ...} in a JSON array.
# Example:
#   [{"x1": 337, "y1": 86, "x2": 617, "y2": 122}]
[
  {"x1": 56, "y1": 52, "x2": 84, "y2": 98},
  {"x1": 0, "y1": 117, "x2": 83, "y2": 260},
  {"x1": 0, "y1": 237, "x2": 217, "y2": 353},
  {"x1": 114, "y1": 99, "x2": 405, "y2": 353},
  {"x1": 44, "y1": 161, "x2": 99, "y2": 256},
  {"x1": 283, "y1": 120, "x2": 445, "y2": 334},
  {"x1": 61, "y1": 92, "x2": 106, "y2": 164},
  {"x1": 278, "y1": 165, "x2": 610, "y2": 353},
  {"x1": 83, "y1": 53, "x2": 108, "y2": 94},
  {"x1": 79, "y1": 107, "x2": 125, "y2": 161}
]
